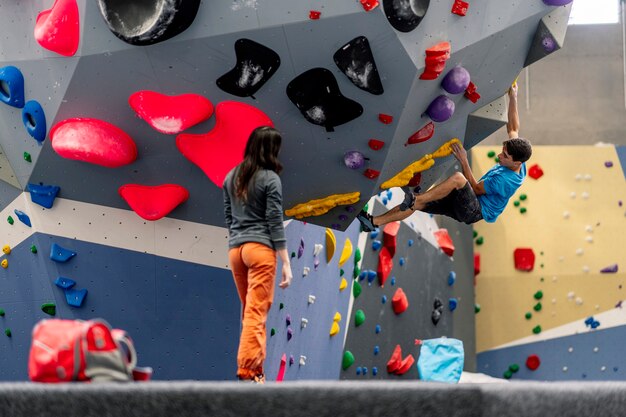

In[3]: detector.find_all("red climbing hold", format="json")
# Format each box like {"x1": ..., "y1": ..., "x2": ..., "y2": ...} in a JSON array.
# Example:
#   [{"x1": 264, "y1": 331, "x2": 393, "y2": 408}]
[
  {"x1": 528, "y1": 164, "x2": 544, "y2": 180},
  {"x1": 368, "y1": 139, "x2": 385, "y2": 150},
  {"x1": 474, "y1": 253, "x2": 481, "y2": 276},
  {"x1": 408, "y1": 172, "x2": 422, "y2": 187},
  {"x1": 419, "y1": 42, "x2": 451, "y2": 80},
  {"x1": 383, "y1": 222, "x2": 400, "y2": 258},
  {"x1": 378, "y1": 114, "x2": 393, "y2": 124},
  {"x1": 464, "y1": 81, "x2": 481, "y2": 103},
  {"x1": 50, "y1": 118, "x2": 137, "y2": 168},
  {"x1": 433, "y1": 229, "x2": 455, "y2": 257},
  {"x1": 309, "y1": 10, "x2": 321, "y2": 19},
  {"x1": 392, "y1": 288, "x2": 409, "y2": 314},
  {"x1": 451, "y1": 0, "x2": 469, "y2": 16},
  {"x1": 360, "y1": 0, "x2": 379, "y2": 11},
  {"x1": 406, "y1": 122, "x2": 435, "y2": 145},
  {"x1": 34, "y1": 0, "x2": 80, "y2": 57},
  {"x1": 129, "y1": 91, "x2": 214, "y2": 134},
  {"x1": 525, "y1": 354, "x2": 541, "y2": 371},
  {"x1": 118, "y1": 184, "x2": 189, "y2": 221},
  {"x1": 395, "y1": 354, "x2": 415, "y2": 375},
  {"x1": 176, "y1": 101, "x2": 273, "y2": 188},
  {"x1": 514, "y1": 248, "x2": 535, "y2": 272},
  {"x1": 364, "y1": 169, "x2": 380, "y2": 179},
  {"x1": 377, "y1": 247, "x2": 393, "y2": 287},
  {"x1": 387, "y1": 345, "x2": 403, "y2": 373}
]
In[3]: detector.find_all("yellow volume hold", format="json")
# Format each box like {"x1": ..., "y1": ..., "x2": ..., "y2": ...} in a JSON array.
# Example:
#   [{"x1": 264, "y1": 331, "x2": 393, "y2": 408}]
[{"x1": 285, "y1": 191, "x2": 360, "y2": 219}]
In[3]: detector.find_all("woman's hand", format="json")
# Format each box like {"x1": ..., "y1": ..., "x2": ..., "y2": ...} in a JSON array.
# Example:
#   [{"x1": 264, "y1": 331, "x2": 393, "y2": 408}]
[{"x1": 279, "y1": 263, "x2": 292, "y2": 289}]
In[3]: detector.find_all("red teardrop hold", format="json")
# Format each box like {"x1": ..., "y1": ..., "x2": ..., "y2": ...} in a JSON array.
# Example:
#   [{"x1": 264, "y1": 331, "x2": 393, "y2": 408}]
[
  {"x1": 407, "y1": 122, "x2": 435, "y2": 145},
  {"x1": 368, "y1": 139, "x2": 385, "y2": 150},
  {"x1": 119, "y1": 184, "x2": 190, "y2": 221},
  {"x1": 391, "y1": 288, "x2": 409, "y2": 314},
  {"x1": 34, "y1": 0, "x2": 80, "y2": 56},
  {"x1": 408, "y1": 172, "x2": 422, "y2": 187},
  {"x1": 433, "y1": 229, "x2": 455, "y2": 257},
  {"x1": 378, "y1": 113, "x2": 393, "y2": 124},
  {"x1": 386, "y1": 345, "x2": 402, "y2": 373},
  {"x1": 377, "y1": 247, "x2": 393, "y2": 287}
]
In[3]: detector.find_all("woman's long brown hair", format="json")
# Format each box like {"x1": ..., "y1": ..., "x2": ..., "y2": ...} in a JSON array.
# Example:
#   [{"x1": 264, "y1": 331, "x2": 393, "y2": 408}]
[{"x1": 234, "y1": 126, "x2": 283, "y2": 202}]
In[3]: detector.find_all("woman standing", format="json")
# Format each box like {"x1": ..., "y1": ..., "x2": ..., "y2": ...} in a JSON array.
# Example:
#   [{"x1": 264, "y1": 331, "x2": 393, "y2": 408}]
[{"x1": 223, "y1": 126, "x2": 292, "y2": 383}]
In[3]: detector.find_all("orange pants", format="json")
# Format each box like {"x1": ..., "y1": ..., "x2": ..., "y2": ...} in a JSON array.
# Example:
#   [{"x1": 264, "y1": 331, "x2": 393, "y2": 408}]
[{"x1": 229, "y1": 242, "x2": 277, "y2": 380}]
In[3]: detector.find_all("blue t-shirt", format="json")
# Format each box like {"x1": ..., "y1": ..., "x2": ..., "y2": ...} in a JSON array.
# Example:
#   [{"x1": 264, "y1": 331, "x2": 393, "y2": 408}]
[{"x1": 477, "y1": 163, "x2": 526, "y2": 223}]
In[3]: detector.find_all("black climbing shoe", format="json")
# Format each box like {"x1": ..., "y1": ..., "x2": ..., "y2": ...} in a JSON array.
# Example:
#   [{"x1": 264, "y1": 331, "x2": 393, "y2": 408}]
[
  {"x1": 399, "y1": 189, "x2": 416, "y2": 211},
  {"x1": 356, "y1": 210, "x2": 376, "y2": 232}
]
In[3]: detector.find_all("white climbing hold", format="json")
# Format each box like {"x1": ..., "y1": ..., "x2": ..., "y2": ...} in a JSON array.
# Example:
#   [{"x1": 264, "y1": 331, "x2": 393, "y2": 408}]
[
  {"x1": 575, "y1": 248, "x2": 584, "y2": 256},
  {"x1": 299, "y1": 355, "x2": 307, "y2": 366},
  {"x1": 567, "y1": 291, "x2": 575, "y2": 300},
  {"x1": 301, "y1": 318, "x2": 308, "y2": 329},
  {"x1": 308, "y1": 294, "x2": 316, "y2": 304},
  {"x1": 563, "y1": 366, "x2": 568, "y2": 372},
  {"x1": 585, "y1": 225, "x2": 593, "y2": 233},
  {"x1": 563, "y1": 211, "x2": 570, "y2": 219},
  {"x1": 570, "y1": 192, "x2": 576, "y2": 199},
  {"x1": 568, "y1": 347, "x2": 574, "y2": 353},
  {"x1": 552, "y1": 276, "x2": 558, "y2": 282},
  {"x1": 313, "y1": 243, "x2": 323, "y2": 257},
  {"x1": 581, "y1": 192, "x2": 590, "y2": 200},
  {"x1": 595, "y1": 305, "x2": 600, "y2": 310},
  {"x1": 302, "y1": 267, "x2": 310, "y2": 277},
  {"x1": 559, "y1": 256, "x2": 565, "y2": 262},
  {"x1": 582, "y1": 266, "x2": 590, "y2": 273},
  {"x1": 575, "y1": 297, "x2": 583, "y2": 305},
  {"x1": 593, "y1": 347, "x2": 599, "y2": 353},
  {"x1": 551, "y1": 298, "x2": 557, "y2": 304},
  {"x1": 575, "y1": 174, "x2": 582, "y2": 181},
  {"x1": 584, "y1": 174, "x2": 592, "y2": 181},
  {"x1": 585, "y1": 236, "x2": 593, "y2": 243},
  {"x1": 601, "y1": 366, "x2": 606, "y2": 371}
]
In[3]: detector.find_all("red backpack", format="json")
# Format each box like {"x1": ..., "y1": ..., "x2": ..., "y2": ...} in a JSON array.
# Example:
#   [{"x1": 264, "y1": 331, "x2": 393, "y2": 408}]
[{"x1": 28, "y1": 318, "x2": 151, "y2": 382}]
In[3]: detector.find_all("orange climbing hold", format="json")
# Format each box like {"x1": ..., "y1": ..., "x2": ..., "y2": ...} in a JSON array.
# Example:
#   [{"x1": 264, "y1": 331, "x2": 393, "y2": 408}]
[
  {"x1": 419, "y1": 42, "x2": 451, "y2": 80},
  {"x1": 383, "y1": 222, "x2": 400, "y2": 258},
  {"x1": 433, "y1": 229, "x2": 455, "y2": 257},
  {"x1": 391, "y1": 288, "x2": 409, "y2": 314},
  {"x1": 514, "y1": 248, "x2": 535, "y2": 272},
  {"x1": 377, "y1": 247, "x2": 393, "y2": 287}
]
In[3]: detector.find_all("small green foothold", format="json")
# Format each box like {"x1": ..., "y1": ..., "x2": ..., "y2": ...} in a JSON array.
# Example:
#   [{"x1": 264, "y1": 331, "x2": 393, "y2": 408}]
[
  {"x1": 525, "y1": 312, "x2": 532, "y2": 320},
  {"x1": 0, "y1": 309, "x2": 5, "y2": 317},
  {"x1": 540, "y1": 263, "x2": 544, "y2": 268},
  {"x1": 475, "y1": 236, "x2": 484, "y2": 245},
  {"x1": 354, "y1": 248, "x2": 362, "y2": 263},
  {"x1": 23, "y1": 152, "x2": 31, "y2": 163},
  {"x1": 534, "y1": 291, "x2": 543, "y2": 300},
  {"x1": 495, "y1": 157, "x2": 500, "y2": 163},
  {"x1": 503, "y1": 370, "x2": 513, "y2": 379},
  {"x1": 532, "y1": 325, "x2": 542, "y2": 334},
  {"x1": 270, "y1": 328, "x2": 276, "y2": 336},
  {"x1": 340, "y1": 269, "x2": 345, "y2": 277},
  {"x1": 355, "y1": 309, "x2": 365, "y2": 327},
  {"x1": 487, "y1": 151, "x2": 496, "y2": 158},
  {"x1": 474, "y1": 303, "x2": 481, "y2": 314},
  {"x1": 520, "y1": 207, "x2": 527, "y2": 214},
  {"x1": 353, "y1": 265, "x2": 361, "y2": 279},
  {"x1": 279, "y1": 303, "x2": 284, "y2": 310},
  {"x1": 4, "y1": 329, "x2": 11, "y2": 337},
  {"x1": 533, "y1": 302, "x2": 542, "y2": 312},
  {"x1": 473, "y1": 230, "x2": 478, "y2": 238},
  {"x1": 509, "y1": 364, "x2": 520, "y2": 373},
  {"x1": 7, "y1": 216, "x2": 13, "y2": 225},
  {"x1": 519, "y1": 194, "x2": 527, "y2": 201},
  {"x1": 363, "y1": 203, "x2": 369, "y2": 213},
  {"x1": 30, "y1": 245, "x2": 37, "y2": 254},
  {"x1": 513, "y1": 200, "x2": 521, "y2": 207},
  {"x1": 353, "y1": 281, "x2": 362, "y2": 298},
  {"x1": 41, "y1": 303, "x2": 56, "y2": 316},
  {"x1": 342, "y1": 350, "x2": 355, "y2": 370},
  {"x1": 540, "y1": 277, "x2": 544, "y2": 282}
]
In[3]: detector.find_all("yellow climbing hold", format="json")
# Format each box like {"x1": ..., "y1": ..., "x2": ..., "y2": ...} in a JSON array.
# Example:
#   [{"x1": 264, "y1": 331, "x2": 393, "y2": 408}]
[
  {"x1": 325, "y1": 228, "x2": 336, "y2": 263},
  {"x1": 330, "y1": 321, "x2": 340, "y2": 336},
  {"x1": 380, "y1": 138, "x2": 462, "y2": 189},
  {"x1": 333, "y1": 312, "x2": 342, "y2": 322},
  {"x1": 285, "y1": 192, "x2": 360, "y2": 219},
  {"x1": 2, "y1": 245, "x2": 10, "y2": 255},
  {"x1": 338, "y1": 238, "x2": 353, "y2": 267},
  {"x1": 339, "y1": 277, "x2": 348, "y2": 291},
  {"x1": 1, "y1": 259, "x2": 7, "y2": 269}
]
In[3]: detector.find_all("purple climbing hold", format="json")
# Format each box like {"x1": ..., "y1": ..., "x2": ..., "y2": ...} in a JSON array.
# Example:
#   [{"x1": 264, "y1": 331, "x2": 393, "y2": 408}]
[
  {"x1": 344, "y1": 150, "x2": 366, "y2": 169},
  {"x1": 314, "y1": 257, "x2": 320, "y2": 270},
  {"x1": 426, "y1": 95, "x2": 455, "y2": 123},
  {"x1": 441, "y1": 67, "x2": 470, "y2": 95},
  {"x1": 289, "y1": 355, "x2": 295, "y2": 365},
  {"x1": 297, "y1": 239, "x2": 304, "y2": 259},
  {"x1": 287, "y1": 327, "x2": 293, "y2": 341},
  {"x1": 541, "y1": 36, "x2": 556, "y2": 53},
  {"x1": 605, "y1": 161, "x2": 614, "y2": 168},
  {"x1": 345, "y1": 206, "x2": 356, "y2": 213},
  {"x1": 286, "y1": 314, "x2": 292, "y2": 326},
  {"x1": 331, "y1": 223, "x2": 341, "y2": 230},
  {"x1": 600, "y1": 264, "x2": 618, "y2": 273},
  {"x1": 339, "y1": 214, "x2": 348, "y2": 221},
  {"x1": 542, "y1": 0, "x2": 573, "y2": 5}
]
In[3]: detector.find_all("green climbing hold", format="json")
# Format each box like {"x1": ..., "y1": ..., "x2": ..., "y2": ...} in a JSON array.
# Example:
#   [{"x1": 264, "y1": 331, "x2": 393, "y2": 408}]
[
  {"x1": 30, "y1": 245, "x2": 37, "y2": 254},
  {"x1": 353, "y1": 281, "x2": 362, "y2": 298},
  {"x1": 270, "y1": 328, "x2": 276, "y2": 336},
  {"x1": 7, "y1": 216, "x2": 13, "y2": 225},
  {"x1": 474, "y1": 303, "x2": 481, "y2": 314},
  {"x1": 532, "y1": 325, "x2": 542, "y2": 334},
  {"x1": 354, "y1": 248, "x2": 362, "y2": 263},
  {"x1": 495, "y1": 157, "x2": 500, "y2": 163},
  {"x1": 23, "y1": 152, "x2": 31, "y2": 163},
  {"x1": 487, "y1": 151, "x2": 496, "y2": 158},
  {"x1": 342, "y1": 351, "x2": 355, "y2": 370},
  {"x1": 513, "y1": 200, "x2": 520, "y2": 207},
  {"x1": 340, "y1": 269, "x2": 344, "y2": 277},
  {"x1": 355, "y1": 309, "x2": 365, "y2": 327},
  {"x1": 0, "y1": 309, "x2": 5, "y2": 317},
  {"x1": 503, "y1": 370, "x2": 513, "y2": 379},
  {"x1": 4, "y1": 329, "x2": 11, "y2": 337},
  {"x1": 534, "y1": 290, "x2": 543, "y2": 300},
  {"x1": 540, "y1": 263, "x2": 544, "y2": 268},
  {"x1": 509, "y1": 364, "x2": 520, "y2": 373},
  {"x1": 520, "y1": 207, "x2": 527, "y2": 214},
  {"x1": 533, "y1": 302, "x2": 542, "y2": 312},
  {"x1": 353, "y1": 265, "x2": 361, "y2": 279},
  {"x1": 519, "y1": 194, "x2": 527, "y2": 201},
  {"x1": 291, "y1": 252, "x2": 295, "y2": 258},
  {"x1": 525, "y1": 312, "x2": 532, "y2": 320},
  {"x1": 363, "y1": 203, "x2": 369, "y2": 213},
  {"x1": 475, "y1": 236, "x2": 484, "y2": 245},
  {"x1": 41, "y1": 303, "x2": 56, "y2": 316},
  {"x1": 473, "y1": 230, "x2": 478, "y2": 238},
  {"x1": 540, "y1": 277, "x2": 544, "y2": 282},
  {"x1": 279, "y1": 303, "x2": 284, "y2": 310}
]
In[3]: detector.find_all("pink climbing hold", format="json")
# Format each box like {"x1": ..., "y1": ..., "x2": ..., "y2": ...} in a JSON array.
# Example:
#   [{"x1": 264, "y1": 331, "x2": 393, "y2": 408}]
[
  {"x1": 514, "y1": 248, "x2": 535, "y2": 272},
  {"x1": 118, "y1": 184, "x2": 189, "y2": 221},
  {"x1": 176, "y1": 101, "x2": 273, "y2": 188},
  {"x1": 34, "y1": 0, "x2": 80, "y2": 57},
  {"x1": 391, "y1": 288, "x2": 409, "y2": 314},
  {"x1": 50, "y1": 118, "x2": 137, "y2": 167},
  {"x1": 377, "y1": 247, "x2": 393, "y2": 287},
  {"x1": 129, "y1": 91, "x2": 214, "y2": 134},
  {"x1": 433, "y1": 229, "x2": 455, "y2": 257}
]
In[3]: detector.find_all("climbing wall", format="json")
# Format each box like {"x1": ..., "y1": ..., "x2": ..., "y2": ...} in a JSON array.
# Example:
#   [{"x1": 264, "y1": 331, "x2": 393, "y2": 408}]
[{"x1": 474, "y1": 145, "x2": 626, "y2": 381}]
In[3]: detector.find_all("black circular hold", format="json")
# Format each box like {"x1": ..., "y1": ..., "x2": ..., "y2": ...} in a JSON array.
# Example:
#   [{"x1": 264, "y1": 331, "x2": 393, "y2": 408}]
[
  {"x1": 97, "y1": 0, "x2": 201, "y2": 45},
  {"x1": 382, "y1": 0, "x2": 430, "y2": 33}
]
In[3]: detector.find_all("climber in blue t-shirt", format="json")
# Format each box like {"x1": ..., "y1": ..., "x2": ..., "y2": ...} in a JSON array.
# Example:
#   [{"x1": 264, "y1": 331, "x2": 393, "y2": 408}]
[{"x1": 357, "y1": 83, "x2": 531, "y2": 230}]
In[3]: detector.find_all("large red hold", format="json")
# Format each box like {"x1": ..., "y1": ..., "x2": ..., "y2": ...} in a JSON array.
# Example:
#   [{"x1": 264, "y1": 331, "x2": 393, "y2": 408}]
[
  {"x1": 50, "y1": 118, "x2": 137, "y2": 167},
  {"x1": 119, "y1": 184, "x2": 189, "y2": 221},
  {"x1": 419, "y1": 42, "x2": 451, "y2": 80},
  {"x1": 34, "y1": 0, "x2": 80, "y2": 57},
  {"x1": 406, "y1": 122, "x2": 435, "y2": 145},
  {"x1": 433, "y1": 229, "x2": 455, "y2": 257},
  {"x1": 387, "y1": 345, "x2": 402, "y2": 373},
  {"x1": 383, "y1": 222, "x2": 400, "y2": 258},
  {"x1": 377, "y1": 247, "x2": 393, "y2": 287},
  {"x1": 391, "y1": 288, "x2": 409, "y2": 314},
  {"x1": 514, "y1": 248, "x2": 535, "y2": 271}
]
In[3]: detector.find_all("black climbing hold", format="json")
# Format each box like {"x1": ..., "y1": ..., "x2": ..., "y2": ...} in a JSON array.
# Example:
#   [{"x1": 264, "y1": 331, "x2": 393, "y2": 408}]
[
  {"x1": 382, "y1": 0, "x2": 430, "y2": 33},
  {"x1": 216, "y1": 39, "x2": 281, "y2": 98},
  {"x1": 333, "y1": 36, "x2": 384, "y2": 95}
]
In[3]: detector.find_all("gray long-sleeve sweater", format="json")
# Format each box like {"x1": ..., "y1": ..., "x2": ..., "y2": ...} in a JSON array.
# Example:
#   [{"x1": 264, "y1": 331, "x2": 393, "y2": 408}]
[{"x1": 223, "y1": 167, "x2": 286, "y2": 250}]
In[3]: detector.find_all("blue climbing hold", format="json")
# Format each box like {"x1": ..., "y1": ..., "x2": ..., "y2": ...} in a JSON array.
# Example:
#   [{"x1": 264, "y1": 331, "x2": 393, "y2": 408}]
[
  {"x1": 358, "y1": 271, "x2": 367, "y2": 281},
  {"x1": 408, "y1": 239, "x2": 414, "y2": 247},
  {"x1": 362, "y1": 367, "x2": 368, "y2": 375},
  {"x1": 356, "y1": 367, "x2": 362, "y2": 375},
  {"x1": 13, "y1": 209, "x2": 31, "y2": 227},
  {"x1": 381, "y1": 295, "x2": 387, "y2": 304},
  {"x1": 64, "y1": 288, "x2": 87, "y2": 307},
  {"x1": 382, "y1": 197, "x2": 388, "y2": 205},
  {"x1": 50, "y1": 243, "x2": 77, "y2": 262},
  {"x1": 399, "y1": 257, "x2": 405, "y2": 266},
  {"x1": 367, "y1": 270, "x2": 377, "y2": 284},
  {"x1": 591, "y1": 320, "x2": 600, "y2": 329},
  {"x1": 27, "y1": 184, "x2": 60, "y2": 209},
  {"x1": 448, "y1": 271, "x2": 457, "y2": 286},
  {"x1": 22, "y1": 100, "x2": 47, "y2": 143},
  {"x1": 449, "y1": 298, "x2": 458, "y2": 312},
  {"x1": 390, "y1": 276, "x2": 396, "y2": 286},
  {"x1": 372, "y1": 366, "x2": 378, "y2": 376},
  {"x1": 372, "y1": 240, "x2": 382, "y2": 251},
  {"x1": 54, "y1": 276, "x2": 76, "y2": 289},
  {"x1": 386, "y1": 190, "x2": 392, "y2": 200},
  {"x1": 370, "y1": 230, "x2": 379, "y2": 239},
  {"x1": 0, "y1": 66, "x2": 25, "y2": 108},
  {"x1": 375, "y1": 324, "x2": 381, "y2": 334},
  {"x1": 373, "y1": 345, "x2": 380, "y2": 355},
  {"x1": 584, "y1": 316, "x2": 594, "y2": 326}
]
